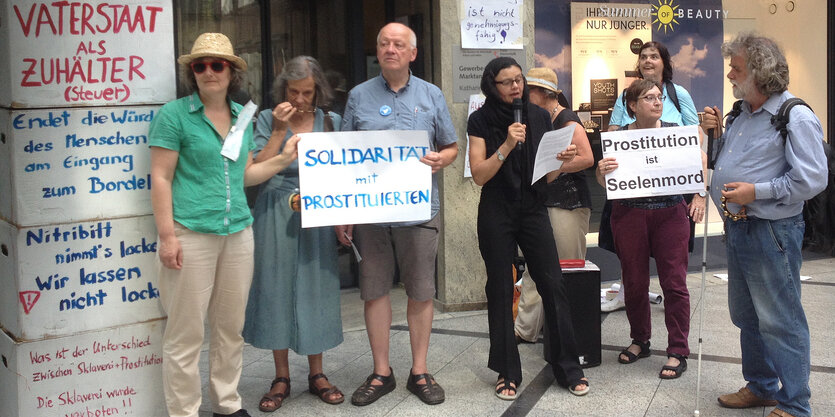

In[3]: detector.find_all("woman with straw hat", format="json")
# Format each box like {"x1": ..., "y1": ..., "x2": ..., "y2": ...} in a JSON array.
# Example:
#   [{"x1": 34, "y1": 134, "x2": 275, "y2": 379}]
[
  {"x1": 513, "y1": 67, "x2": 594, "y2": 344},
  {"x1": 149, "y1": 33, "x2": 299, "y2": 417}
]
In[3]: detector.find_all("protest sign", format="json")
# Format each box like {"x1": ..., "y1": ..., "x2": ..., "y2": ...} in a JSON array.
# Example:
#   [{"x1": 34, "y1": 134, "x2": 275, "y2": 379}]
[
  {"x1": 0, "y1": 320, "x2": 166, "y2": 417},
  {"x1": 297, "y1": 130, "x2": 432, "y2": 228},
  {"x1": 460, "y1": 0, "x2": 523, "y2": 49},
  {"x1": 1, "y1": 107, "x2": 155, "y2": 225},
  {"x1": 601, "y1": 125, "x2": 703, "y2": 199},
  {"x1": 1, "y1": 0, "x2": 175, "y2": 108}
]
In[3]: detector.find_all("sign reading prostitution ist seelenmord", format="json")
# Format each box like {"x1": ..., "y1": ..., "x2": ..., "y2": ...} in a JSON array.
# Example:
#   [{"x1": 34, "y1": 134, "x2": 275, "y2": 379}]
[
  {"x1": 600, "y1": 125, "x2": 704, "y2": 200},
  {"x1": 297, "y1": 130, "x2": 432, "y2": 228}
]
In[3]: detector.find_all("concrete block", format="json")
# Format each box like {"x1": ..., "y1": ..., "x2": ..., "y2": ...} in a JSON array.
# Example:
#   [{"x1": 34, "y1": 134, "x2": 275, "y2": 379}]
[
  {"x1": 0, "y1": 216, "x2": 163, "y2": 341},
  {"x1": 0, "y1": 0, "x2": 175, "y2": 108},
  {"x1": 1, "y1": 107, "x2": 158, "y2": 225},
  {"x1": 0, "y1": 319, "x2": 166, "y2": 417}
]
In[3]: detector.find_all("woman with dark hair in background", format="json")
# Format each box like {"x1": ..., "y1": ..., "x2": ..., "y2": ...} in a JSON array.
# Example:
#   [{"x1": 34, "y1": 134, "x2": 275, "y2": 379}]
[
  {"x1": 150, "y1": 33, "x2": 299, "y2": 417},
  {"x1": 608, "y1": 40, "x2": 699, "y2": 130},
  {"x1": 597, "y1": 79, "x2": 704, "y2": 380},
  {"x1": 467, "y1": 57, "x2": 589, "y2": 400},
  {"x1": 242, "y1": 56, "x2": 345, "y2": 412}
]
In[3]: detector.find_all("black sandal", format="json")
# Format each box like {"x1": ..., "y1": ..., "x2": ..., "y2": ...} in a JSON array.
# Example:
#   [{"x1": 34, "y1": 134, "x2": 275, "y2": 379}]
[
  {"x1": 618, "y1": 339, "x2": 651, "y2": 364},
  {"x1": 495, "y1": 376, "x2": 518, "y2": 401},
  {"x1": 568, "y1": 377, "x2": 590, "y2": 396},
  {"x1": 407, "y1": 371, "x2": 445, "y2": 405},
  {"x1": 308, "y1": 373, "x2": 344, "y2": 404},
  {"x1": 350, "y1": 368, "x2": 396, "y2": 406},
  {"x1": 259, "y1": 377, "x2": 290, "y2": 412},
  {"x1": 659, "y1": 353, "x2": 687, "y2": 379}
]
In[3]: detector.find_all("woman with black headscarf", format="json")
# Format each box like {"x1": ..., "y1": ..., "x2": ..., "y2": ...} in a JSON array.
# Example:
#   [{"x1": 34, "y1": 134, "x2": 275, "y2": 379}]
[{"x1": 467, "y1": 57, "x2": 589, "y2": 400}]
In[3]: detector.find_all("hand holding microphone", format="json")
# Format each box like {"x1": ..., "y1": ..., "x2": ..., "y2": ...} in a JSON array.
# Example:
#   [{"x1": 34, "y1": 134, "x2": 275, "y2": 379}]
[{"x1": 513, "y1": 98, "x2": 524, "y2": 151}]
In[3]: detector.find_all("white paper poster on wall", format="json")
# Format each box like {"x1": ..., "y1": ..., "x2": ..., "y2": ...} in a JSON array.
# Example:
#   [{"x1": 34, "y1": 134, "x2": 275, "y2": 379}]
[
  {"x1": 570, "y1": 2, "x2": 652, "y2": 109},
  {"x1": 1, "y1": 107, "x2": 156, "y2": 226},
  {"x1": 297, "y1": 130, "x2": 432, "y2": 228},
  {"x1": 464, "y1": 93, "x2": 486, "y2": 178},
  {"x1": 600, "y1": 125, "x2": 704, "y2": 199},
  {"x1": 0, "y1": 216, "x2": 163, "y2": 341},
  {"x1": 460, "y1": 0, "x2": 523, "y2": 49},
  {"x1": 0, "y1": 320, "x2": 166, "y2": 417},
  {"x1": 0, "y1": 0, "x2": 175, "y2": 108}
]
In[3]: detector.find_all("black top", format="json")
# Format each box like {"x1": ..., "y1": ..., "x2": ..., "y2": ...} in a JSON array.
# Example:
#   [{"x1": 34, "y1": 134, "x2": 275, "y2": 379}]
[
  {"x1": 468, "y1": 102, "x2": 553, "y2": 204},
  {"x1": 543, "y1": 109, "x2": 592, "y2": 209}
]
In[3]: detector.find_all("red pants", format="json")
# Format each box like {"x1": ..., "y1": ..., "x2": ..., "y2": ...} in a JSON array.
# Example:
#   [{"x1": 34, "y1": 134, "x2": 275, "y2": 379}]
[{"x1": 611, "y1": 201, "x2": 690, "y2": 357}]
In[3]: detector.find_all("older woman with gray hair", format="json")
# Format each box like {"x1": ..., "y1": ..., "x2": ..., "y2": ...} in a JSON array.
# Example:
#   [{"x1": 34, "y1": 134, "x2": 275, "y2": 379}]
[{"x1": 242, "y1": 55, "x2": 344, "y2": 412}]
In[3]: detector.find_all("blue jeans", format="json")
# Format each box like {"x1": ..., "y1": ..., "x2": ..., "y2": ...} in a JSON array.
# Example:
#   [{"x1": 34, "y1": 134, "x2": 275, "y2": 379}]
[{"x1": 726, "y1": 214, "x2": 811, "y2": 417}]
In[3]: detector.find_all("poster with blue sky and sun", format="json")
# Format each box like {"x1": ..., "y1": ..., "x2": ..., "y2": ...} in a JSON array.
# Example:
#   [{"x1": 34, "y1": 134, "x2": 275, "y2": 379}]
[{"x1": 535, "y1": 0, "x2": 725, "y2": 113}]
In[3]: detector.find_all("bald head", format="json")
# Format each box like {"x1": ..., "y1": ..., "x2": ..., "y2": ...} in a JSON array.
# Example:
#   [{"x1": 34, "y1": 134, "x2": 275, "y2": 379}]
[
  {"x1": 377, "y1": 23, "x2": 417, "y2": 49},
  {"x1": 376, "y1": 22, "x2": 418, "y2": 78}
]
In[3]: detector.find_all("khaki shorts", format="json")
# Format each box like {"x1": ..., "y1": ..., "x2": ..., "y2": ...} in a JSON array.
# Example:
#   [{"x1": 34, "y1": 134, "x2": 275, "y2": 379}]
[{"x1": 354, "y1": 216, "x2": 440, "y2": 301}]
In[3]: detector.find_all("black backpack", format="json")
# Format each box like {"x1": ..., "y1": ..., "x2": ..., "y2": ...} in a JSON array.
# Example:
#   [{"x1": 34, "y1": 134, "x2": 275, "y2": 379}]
[{"x1": 719, "y1": 97, "x2": 834, "y2": 254}]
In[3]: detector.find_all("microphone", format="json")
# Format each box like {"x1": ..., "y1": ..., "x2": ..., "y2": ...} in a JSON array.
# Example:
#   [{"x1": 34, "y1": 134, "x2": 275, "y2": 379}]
[{"x1": 512, "y1": 98, "x2": 523, "y2": 151}]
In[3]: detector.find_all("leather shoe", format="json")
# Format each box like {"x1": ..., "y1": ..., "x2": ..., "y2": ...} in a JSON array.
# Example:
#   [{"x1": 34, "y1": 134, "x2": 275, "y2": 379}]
[
  {"x1": 718, "y1": 387, "x2": 778, "y2": 409},
  {"x1": 407, "y1": 371, "x2": 445, "y2": 405},
  {"x1": 351, "y1": 368, "x2": 396, "y2": 406},
  {"x1": 768, "y1": 409, "x2": 797, "y2": 417}
]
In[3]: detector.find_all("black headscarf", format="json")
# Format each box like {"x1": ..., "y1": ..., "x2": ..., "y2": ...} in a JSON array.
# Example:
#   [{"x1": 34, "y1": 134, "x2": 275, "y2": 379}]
[
  {"x1": 479, "y1": 57, "x2": 531, "y2": 129},
  {"x1": 474, "y1": 57, "x2": 552, "y2": 203}
]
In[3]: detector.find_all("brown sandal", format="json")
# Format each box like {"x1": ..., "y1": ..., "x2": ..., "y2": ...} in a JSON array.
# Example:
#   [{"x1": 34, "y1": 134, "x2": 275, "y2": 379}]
[
  {"x1": 308, "y1": 373, "x2": 344, "y2": 404},
  {"x1": 259, "y1": 377, "x2": 290, "y2": 412}
]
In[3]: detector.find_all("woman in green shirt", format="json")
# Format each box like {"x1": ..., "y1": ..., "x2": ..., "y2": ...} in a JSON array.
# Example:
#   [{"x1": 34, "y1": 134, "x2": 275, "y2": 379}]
[{"x1": 149, "y1": 33, "x2": 298, "y2": 417}]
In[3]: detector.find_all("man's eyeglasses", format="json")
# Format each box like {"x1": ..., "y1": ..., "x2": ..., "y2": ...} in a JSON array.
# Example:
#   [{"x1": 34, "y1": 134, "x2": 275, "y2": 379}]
[
  {"x1": 190, "y1": 60, "x2": 229, "y2": 74},
  {"x1": 639, "y1": 94, "x2": 665, "y2": 103},
  {"x1": 495, "y1": 76, "x2": 524, "y2": 88}
]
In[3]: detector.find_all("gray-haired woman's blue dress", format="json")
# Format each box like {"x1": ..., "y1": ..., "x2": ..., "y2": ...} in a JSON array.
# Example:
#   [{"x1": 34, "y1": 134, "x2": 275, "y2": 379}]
[{"x1": 243, "y1": 108, "x2": 343, "y2": 354}]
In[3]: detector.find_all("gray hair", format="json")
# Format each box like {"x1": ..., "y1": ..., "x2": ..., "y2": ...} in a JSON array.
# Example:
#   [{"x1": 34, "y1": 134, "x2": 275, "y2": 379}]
[
  {"x1": 272, "y1": 55, "x2": 333, "y2": 108},
  {"x1": 376, "y1": 23, "x2": 417, "y2": 48},
  {"x1": 721, "y1": 33, "x2": 789, "y2": 96}
]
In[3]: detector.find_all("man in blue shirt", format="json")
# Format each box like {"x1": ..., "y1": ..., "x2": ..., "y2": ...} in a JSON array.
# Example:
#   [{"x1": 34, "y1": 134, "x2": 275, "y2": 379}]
[
  {"x1": 701, "y1": 34, "x2": 827, "y2": 417},
  {"x1": 337, "y1": 22, "x2": 458, "y2": 407}
]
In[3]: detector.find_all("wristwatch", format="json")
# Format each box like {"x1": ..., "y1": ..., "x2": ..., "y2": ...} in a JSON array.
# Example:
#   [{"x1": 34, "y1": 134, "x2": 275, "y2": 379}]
[
  {"x1": 496, "y1": 149, "x2": 506, "y2": 162},
  {"x1": 698, "y1": 190, "x2": 707, "y2": 198}
]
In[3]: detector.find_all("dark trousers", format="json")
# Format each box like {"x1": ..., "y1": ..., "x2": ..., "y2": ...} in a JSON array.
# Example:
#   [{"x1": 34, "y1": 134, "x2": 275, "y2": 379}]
[
  {"x1": 610, "y1": 201, "x2": 690, "y2": 357},
  {"x1": 477, "y1": 191, "x2": 584, "y2": 386}
]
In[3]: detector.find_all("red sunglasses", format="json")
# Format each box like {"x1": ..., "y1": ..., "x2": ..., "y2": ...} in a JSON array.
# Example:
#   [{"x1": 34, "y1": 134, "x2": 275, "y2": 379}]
[{"x1": 190, "y1": 60, "x2": 229, "y2": 74}]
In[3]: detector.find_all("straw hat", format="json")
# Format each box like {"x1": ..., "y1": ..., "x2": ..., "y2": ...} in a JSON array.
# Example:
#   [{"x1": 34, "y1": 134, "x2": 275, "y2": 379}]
[
  {"x1": 177, "y1": 33, "x2": 247, "y2": 71},
  {"x1": 525, "y1": 67, "x2": 561, "y2": 94}
]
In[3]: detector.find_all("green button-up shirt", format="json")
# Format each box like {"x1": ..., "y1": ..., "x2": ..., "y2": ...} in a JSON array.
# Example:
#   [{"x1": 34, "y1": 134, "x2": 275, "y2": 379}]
[{"x1": 149, "y1": 92, "x2": 255, "y2": 235}]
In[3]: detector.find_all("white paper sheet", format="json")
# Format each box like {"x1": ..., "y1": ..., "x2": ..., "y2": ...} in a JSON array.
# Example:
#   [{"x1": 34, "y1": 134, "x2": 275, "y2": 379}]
[{"x1": 531, "y1": 124, "x2": 574, "y2": 185}]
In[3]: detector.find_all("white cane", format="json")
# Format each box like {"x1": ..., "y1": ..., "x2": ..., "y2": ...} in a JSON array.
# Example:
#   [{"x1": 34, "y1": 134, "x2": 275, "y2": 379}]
[{"x1": 694, "y1": 125, "x2": 718, "y2": 416}]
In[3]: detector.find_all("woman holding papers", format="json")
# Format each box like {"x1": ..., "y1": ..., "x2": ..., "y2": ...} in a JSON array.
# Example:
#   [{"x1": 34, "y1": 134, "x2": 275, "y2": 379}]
[
  {"x1": 513, "y1": 67, "x2": 595, "y2": 344},
  {"x1": 467, "y1": 57, "x2": 589, "y2": 400},
  {"x1": 149, "y1": 33, "x2": 298, "y2": 417},
  {"x1": 596, "y1": 79, "x2": 704, "y2": 380},
  {"x1": 242, "y1": 56, "x2": 345, "y2": 412}
]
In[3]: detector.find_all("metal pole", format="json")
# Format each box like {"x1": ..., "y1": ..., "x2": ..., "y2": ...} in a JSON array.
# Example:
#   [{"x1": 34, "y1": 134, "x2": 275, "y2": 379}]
[{"x1": 694, "y1": 127, "x2": 718, "y2": 416}]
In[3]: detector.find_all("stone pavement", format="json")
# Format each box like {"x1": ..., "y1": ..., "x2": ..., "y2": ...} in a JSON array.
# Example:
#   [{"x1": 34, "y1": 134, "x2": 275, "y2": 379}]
[{"x1": 197, "y1": 256, "x2": 835, "y2": 417}]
